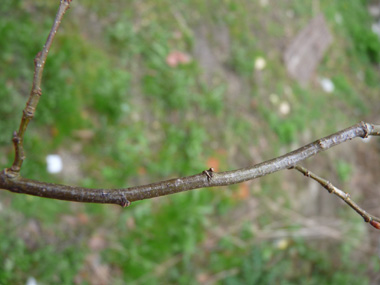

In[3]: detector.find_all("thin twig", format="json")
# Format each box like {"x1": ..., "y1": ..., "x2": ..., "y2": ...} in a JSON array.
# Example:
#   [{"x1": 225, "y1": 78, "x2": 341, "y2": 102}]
[
  {"x1": 292, "y1": 165, "x2": 380, "y2": 230},
  {"x1": 6, "y1": 0, "x2": 72, "y2": 177}
]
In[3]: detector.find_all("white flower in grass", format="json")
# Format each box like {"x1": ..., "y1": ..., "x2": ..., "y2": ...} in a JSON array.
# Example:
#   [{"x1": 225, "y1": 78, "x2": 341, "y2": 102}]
[
  {"x1": 279, "y1": 101, "x2": 291, "y2": 115},
  {"x1": 254, "y1": 57, "x2": 266, "y2": 71},
  {"x1": 319, "y1": 78, "x2": 334, "y2": 93},
  {"x1": 46, "y1": 154, "x2": 63, "y2": 174},
  {"x1": 26, "y1": 277, "x2": 38, "y2": 285}
]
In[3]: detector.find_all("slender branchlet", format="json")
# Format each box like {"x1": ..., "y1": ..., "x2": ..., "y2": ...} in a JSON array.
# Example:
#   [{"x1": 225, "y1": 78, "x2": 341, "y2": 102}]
[
  {"x1": 292, "y1": 165, "x2": 380, "y2": 230},
  {"x1": 6, "y1": 0, "x2": 72, "y2": 178}
]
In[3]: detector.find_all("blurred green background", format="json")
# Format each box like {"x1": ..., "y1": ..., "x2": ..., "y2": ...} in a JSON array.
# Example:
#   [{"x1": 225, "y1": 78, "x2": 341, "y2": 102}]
[{"x1": 1, "y1": 0, "x2": 380, "y2": 284}]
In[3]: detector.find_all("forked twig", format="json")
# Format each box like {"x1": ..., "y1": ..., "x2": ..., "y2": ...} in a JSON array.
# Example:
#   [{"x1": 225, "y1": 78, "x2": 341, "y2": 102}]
[
  {"x1": 0, "y1": 0, "x2": 380, "y2": 232},
  {"x1": 292, "y1": 165, "x2": 380, "y2": 230},
  {"x1": 1, "y1": 122, "x2": 379, "y2": 210}
]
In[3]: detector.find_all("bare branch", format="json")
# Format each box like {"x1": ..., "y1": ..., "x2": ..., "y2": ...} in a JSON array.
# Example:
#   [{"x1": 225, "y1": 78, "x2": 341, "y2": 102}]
[
  {"x1": 6, "y1": 0, "x2": 72, "y2": 178},
  {"x1": 292, "y1": 165, "x2": 380, "y2": 230},
  {"x1": 1, "y1": 122, "x2": 379, "y2": 207},
  {"x1": 1, "y1": 0, "x2": 380, "y2": 234}
]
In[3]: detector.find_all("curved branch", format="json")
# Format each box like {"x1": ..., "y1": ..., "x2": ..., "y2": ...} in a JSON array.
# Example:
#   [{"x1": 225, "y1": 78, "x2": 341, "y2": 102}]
[
  {"x1": 7, "y1": 0, "x2": 72, "y2": 177},
  {"x1": 1, "y1": 122, "x2": 379, "y2": 207},
  {"x1": 1, "y1": 0, "x2": 380, "y2": 234}
]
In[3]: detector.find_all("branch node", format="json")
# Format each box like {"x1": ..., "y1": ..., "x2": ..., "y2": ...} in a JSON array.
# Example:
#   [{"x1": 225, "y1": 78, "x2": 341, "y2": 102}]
[
  {"x1": 360, "y1": 121, "x2": 370, "y2": 138},
  {"x1": 34, "y1": 51, "x2": 42, "y2": 66},
  {"x1": 33, "y1": 88, "x2": 42, "y2": 97},
  {"x1": 120, "y1": 195, "x2": 131, "y2": 208},
  {"x1": 325, "y1": 181, "x2": 334, "y2": 193},
  {"x1": 12, "y1": 131, "x2": 20, "y2": 144},
  {"x1": 203, "y1": 167, "x2": 214, "y2": 181},
  {"x1": 317, "y1": 139, "x2": 327, "y2": 149},
  {"x1": 23, "y1": 105, "x2": 36, "y2": 119},
  {"x1": 363, "y1": 214, "x2": 371, "y2": 223},
  {"x1": 3, "y1": 168, "x2": 20, "y2": 179}
]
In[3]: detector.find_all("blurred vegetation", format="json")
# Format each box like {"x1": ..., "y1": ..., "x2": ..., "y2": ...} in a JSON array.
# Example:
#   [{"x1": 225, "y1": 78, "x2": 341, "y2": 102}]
[{"x1": 1, "y1": 0, "x2": 379, "y2": 284}]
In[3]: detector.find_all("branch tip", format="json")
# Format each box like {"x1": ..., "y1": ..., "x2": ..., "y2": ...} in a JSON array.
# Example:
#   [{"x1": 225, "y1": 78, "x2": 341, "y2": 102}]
[{"x1": 370, "y1": 219, "x2": 380, "y2": 230}]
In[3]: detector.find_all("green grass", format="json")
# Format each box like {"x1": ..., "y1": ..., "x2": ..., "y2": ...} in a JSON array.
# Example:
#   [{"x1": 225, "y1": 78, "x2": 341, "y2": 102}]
[
  {"x1": 219, "y1": 240, "x2": 368, "y2": 285},
  {"x1": 0, "y1": 0, "x2": 379, "y2": 283}
]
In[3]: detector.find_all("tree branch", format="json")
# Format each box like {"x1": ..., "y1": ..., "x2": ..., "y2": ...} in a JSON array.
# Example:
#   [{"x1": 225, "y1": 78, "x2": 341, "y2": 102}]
[
  {"x1": 6, "y1": 0, "x2": 72, "y2": 178},
  {"x1": 1, "y1": 0, "x2": 380, "y2": 232},
  {"x1": 1, "y1": 122, "x2": 379, "y2": 208},
  {"x1": 292, "y1": 165, "x2": 380, "y2": 230}
]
